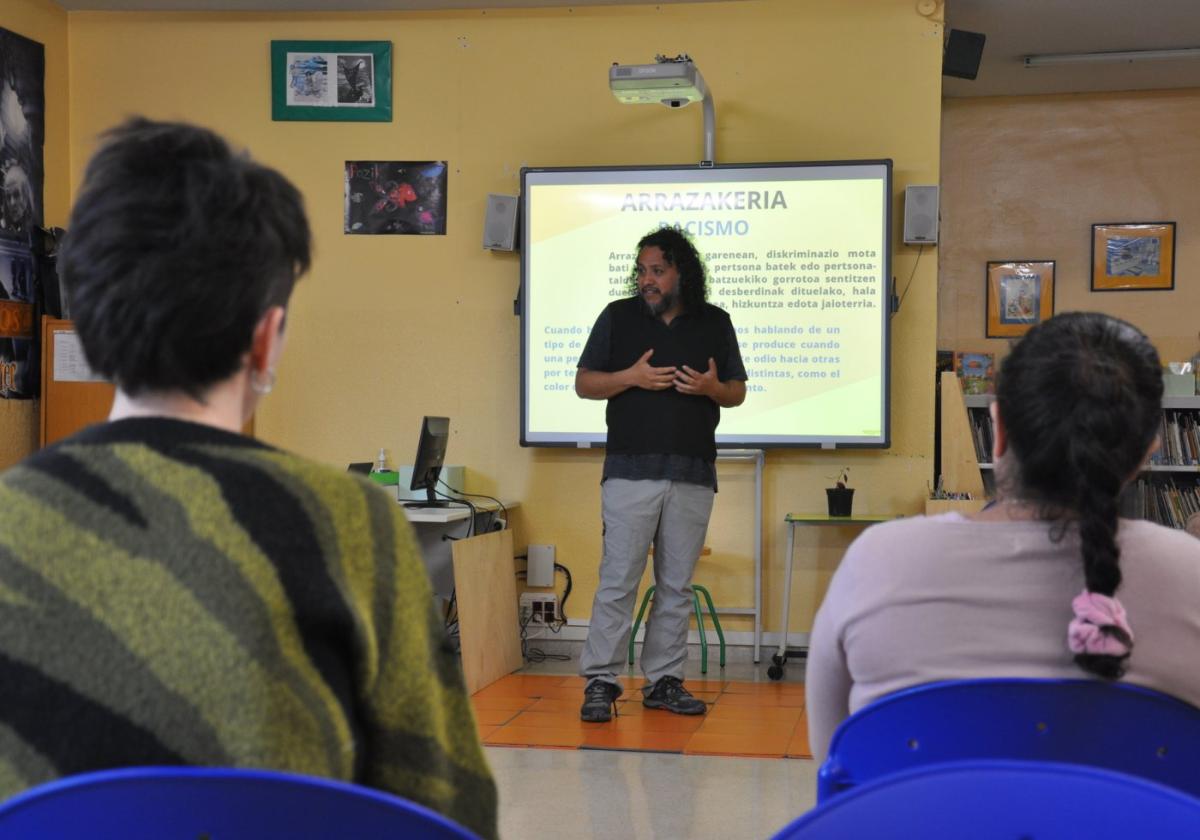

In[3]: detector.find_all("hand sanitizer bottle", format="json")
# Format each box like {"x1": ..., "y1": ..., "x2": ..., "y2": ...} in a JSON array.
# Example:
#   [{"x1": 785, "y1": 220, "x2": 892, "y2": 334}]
[{"x1": 376, "y1": 448, "x2": 387, "y2": 473}]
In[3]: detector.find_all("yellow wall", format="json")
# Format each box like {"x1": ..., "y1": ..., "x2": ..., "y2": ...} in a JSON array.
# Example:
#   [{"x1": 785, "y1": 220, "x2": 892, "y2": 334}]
[
  {"x1": 940, "y1": 90, "x2": 1200, "y2": 366},
  {"x1": 64, "y1": 0, "x2": 942, "y2": 636},
  {"x1": 0, "y1": 0, "x2": 69, "y2": 469}
]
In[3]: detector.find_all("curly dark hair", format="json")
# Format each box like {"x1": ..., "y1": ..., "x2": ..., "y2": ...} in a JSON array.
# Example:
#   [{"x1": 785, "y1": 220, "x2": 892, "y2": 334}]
[
  {"x1": 996, "y1": 311, "x2": 1163, "y2": 680},
  {"x1": 61, "y1": 117, "x2": 311, "y2": 400},
  {"x1": 625, "y1": 226, "x2": 708, "y2": 313}
]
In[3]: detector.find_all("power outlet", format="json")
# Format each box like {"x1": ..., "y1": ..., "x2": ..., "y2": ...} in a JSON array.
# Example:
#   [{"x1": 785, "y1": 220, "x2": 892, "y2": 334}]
[{"x1": 519, "y1": 592, "x2": 559, "y2": 626}]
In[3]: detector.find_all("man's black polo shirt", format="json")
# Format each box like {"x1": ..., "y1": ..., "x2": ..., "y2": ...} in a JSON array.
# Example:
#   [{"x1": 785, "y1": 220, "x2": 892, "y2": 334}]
[{"x1": 577, "y1": 296, "x2": 747, "y2": 489}]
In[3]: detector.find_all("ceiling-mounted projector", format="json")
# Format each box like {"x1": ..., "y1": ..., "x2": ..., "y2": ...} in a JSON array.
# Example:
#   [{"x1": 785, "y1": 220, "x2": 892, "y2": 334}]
[{"x1": 609, "y1": 57, "x2": 708, "y2": 108}]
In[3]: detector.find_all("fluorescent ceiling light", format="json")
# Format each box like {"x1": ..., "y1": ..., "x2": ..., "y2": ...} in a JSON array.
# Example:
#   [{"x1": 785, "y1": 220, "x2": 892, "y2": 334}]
[{"x1": 1024, "y1": 47, "x2": 1200, "y2": 67}]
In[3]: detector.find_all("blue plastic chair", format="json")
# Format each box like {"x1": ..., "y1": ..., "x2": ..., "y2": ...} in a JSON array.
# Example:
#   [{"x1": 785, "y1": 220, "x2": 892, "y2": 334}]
[
  {"x1": 777, "y1": 759, "x2": 1200, "y2": 839},
  {"x1": 0, "y1": 766, "x2": 481, "y2": 840},
  {"x1": 817, "y1": 678, "x2": 1200, "y2": 802}
]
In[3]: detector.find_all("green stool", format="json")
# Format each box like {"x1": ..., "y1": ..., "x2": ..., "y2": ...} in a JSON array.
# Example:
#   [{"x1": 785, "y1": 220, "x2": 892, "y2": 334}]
[{"x1": 628, "y1": 584, "x2": 726, "y2": 674}]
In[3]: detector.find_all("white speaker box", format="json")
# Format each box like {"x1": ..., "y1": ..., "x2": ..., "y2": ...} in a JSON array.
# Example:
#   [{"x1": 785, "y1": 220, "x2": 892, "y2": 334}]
[
  {"x1": 526, "y1": 544, "x2": 556, "y2": 587},
  {"x1": 483, "y1": 193, "x2": 518, "y2": 251},
  {"x1": 903, "y1": 185, "x2": 939, "y2": 245}
]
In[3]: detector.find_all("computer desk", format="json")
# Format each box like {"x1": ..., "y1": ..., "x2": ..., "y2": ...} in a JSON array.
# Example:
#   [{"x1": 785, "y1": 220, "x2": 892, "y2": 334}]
[
  {"x1": 401, "y1": 500, "x2": 507, "y2": 524},
  {"x1": 401, "y1": 498, "x2": 517, "y2": 599}
]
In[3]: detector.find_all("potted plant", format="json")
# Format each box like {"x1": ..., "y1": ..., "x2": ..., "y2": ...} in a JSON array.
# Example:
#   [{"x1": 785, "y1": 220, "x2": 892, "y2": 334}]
[{"x1": 826, "y1": 468, "x2": 854, "y2": 517}]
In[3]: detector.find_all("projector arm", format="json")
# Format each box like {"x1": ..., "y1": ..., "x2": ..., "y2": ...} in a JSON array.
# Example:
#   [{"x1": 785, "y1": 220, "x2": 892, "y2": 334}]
[{"x1": 702, "y1": 90, "x2": 715, "y2": 165}]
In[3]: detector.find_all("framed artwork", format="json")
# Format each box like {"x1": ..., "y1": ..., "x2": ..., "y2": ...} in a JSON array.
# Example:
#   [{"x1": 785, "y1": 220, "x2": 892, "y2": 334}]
[
  {"x1": 1091, "y1": 222, "x2": 1175, "y2": 291},
  {"x1": 985, "y1": 260, "x2": 1055, "y2": 338},
  {"x1": 271, "y1": 40, "x2": 391, "y2": 122},
  {"x1": 344, "y1": 161, "x2": 448, "y2": 235}
]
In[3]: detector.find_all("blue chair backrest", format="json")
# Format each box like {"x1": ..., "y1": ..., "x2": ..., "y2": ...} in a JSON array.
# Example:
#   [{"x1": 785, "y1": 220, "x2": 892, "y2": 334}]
[
  {"x1": 817, "y1": 678, "x2": 1200, "y2": 802},
  {"x1": 778, "y1": 759, "x2": 1200, "y2": 839},
  {"x1": 0, "y1": 766, "x2": 480, "y2": 840}
]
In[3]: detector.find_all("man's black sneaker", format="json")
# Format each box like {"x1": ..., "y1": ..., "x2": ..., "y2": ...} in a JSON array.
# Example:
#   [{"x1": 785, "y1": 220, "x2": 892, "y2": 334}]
[
  {"x1": 642, "y1": 676, "x2": 707, "y2": 715},
  {"x1": 580, "y1": 680, "x2": 622, "y2": 722}
]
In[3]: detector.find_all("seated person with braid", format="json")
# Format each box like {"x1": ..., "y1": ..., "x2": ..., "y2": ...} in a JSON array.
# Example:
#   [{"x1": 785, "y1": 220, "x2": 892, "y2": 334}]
[
  {"x1": 807, "y1": 311, "x2": 1200, "y2": 764},
  {"x1": 0, "y1": 118, "x2": 496, "y2": 838}
]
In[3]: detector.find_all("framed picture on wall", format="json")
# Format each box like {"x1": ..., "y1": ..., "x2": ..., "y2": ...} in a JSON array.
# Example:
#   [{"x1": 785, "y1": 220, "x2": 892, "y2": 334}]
[
  {"x1": 1091, "y1": 222, "x2": 1176, "y2": 291},
  {"x1": 985, "y1": 260, "x2": 1055, "y2": 338},
  {"x1": 271, "y1": 40, "x2": 392, "y2": 122}
]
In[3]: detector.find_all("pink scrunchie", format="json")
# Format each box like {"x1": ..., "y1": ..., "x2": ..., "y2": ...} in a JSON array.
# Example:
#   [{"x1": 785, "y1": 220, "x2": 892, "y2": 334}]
[{"x1": 1068, "y1": 590, "x2": 1133, "y2": 657}]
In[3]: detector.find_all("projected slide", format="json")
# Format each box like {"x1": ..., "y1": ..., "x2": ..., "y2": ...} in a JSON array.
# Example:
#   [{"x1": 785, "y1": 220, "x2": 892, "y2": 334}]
[{"x1": 521, "y1": 161, "x2": 892, "y2": 448}]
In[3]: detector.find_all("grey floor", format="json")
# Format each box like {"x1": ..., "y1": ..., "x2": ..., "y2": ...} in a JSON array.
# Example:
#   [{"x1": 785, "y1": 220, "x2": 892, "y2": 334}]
[{"x1": 487, "y1": 652, "x2": 817, "y2": 839}]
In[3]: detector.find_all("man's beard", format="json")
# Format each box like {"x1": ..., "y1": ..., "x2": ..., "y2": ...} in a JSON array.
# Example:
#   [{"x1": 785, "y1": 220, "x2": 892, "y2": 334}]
[{"x1": 641, "y1": 285, "x2": 678, "y2": 316}]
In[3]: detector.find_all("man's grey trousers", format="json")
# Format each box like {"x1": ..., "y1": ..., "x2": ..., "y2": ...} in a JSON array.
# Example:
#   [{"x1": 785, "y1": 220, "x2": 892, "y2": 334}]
[{"x1": 580, "y1": 478, "x2": 715, "y2": 690}]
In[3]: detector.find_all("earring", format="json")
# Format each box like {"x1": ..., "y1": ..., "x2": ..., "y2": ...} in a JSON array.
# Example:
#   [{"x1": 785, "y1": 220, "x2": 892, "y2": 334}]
[{"x1": 250, "y1": 368, "x2": 276, "y2": 396}]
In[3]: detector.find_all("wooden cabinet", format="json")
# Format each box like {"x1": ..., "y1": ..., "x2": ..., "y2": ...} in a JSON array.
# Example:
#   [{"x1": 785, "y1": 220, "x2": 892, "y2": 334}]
[
  {"x1": 39, "y1": 317, "x2": 114, "y2": 447},
  {"x1": 38, "y1": 317, "x2": 256, "y2": 449}
]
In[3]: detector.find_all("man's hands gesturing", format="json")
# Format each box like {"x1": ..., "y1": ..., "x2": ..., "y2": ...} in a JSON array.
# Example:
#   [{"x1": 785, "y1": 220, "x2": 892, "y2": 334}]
[
  {"x1": 577, "y1": 350, "x2": 744, "y2": 407},
  {"x1": 674, "y1": 357, "x2": 719, "y2": 399},
  {"x1": 628, "y1": 348, "x2": 676, "y2": 391}
]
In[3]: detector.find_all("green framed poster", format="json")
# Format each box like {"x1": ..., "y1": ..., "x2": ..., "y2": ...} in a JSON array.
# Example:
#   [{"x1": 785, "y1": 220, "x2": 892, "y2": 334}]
[{"x1": 271, "y1": 40, "x2": 391, "y2": 122}]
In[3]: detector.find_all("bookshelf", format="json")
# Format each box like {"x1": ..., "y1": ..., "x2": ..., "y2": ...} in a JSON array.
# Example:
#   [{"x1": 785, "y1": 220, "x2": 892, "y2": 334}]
[
  {"x1": 931, "y1": 372, "x2": 987, "y2": 515},
  {"x1": 952, "y1": 388, "x2": 1200, "y2": 529}
]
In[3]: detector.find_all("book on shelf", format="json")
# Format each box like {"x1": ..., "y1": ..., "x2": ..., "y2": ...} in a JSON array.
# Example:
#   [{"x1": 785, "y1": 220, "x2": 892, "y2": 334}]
[
  {"x1": 969, "y1": 409, "x2": 994, "y2": 463},
  {"x1": 954, "y1": 351, "x2": 995, "y2": 395},
  {"x1": 1122, "y1": 477, "x2": 1200, "y2": 529},
  {"x1": 1151, "y1": 411, "x2": 1200, "y2": 466}
]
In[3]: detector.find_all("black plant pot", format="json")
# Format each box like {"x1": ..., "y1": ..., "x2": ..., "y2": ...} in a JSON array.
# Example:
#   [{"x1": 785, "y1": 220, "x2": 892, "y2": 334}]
[{"x1": 826, "y1": 487, "x2": 854, "y2": 517}]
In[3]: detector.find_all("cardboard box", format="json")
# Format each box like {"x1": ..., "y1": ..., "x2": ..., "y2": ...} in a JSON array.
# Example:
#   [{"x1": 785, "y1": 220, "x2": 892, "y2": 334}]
[{"x1": 1163, "y1": 373, "x2": 1195, "y2": 397}]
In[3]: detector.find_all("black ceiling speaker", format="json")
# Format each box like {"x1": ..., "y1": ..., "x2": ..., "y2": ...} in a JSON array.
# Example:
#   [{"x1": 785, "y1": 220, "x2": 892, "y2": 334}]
[{"x1": 943, "y1": 29, "x2": 986, "y2": 80}]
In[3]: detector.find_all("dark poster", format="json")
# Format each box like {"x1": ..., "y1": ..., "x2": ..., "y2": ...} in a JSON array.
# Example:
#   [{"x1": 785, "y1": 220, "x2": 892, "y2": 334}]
[
  {"x1": 344, "y1": 161, "x2": 447, "y2": 235},
  {"x1": 0, "y1": 27, "x2": 45, "y2": 398}
]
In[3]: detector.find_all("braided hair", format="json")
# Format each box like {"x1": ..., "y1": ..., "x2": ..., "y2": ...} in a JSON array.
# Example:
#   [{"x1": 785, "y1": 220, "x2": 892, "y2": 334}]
[{"x1": 995, "y1": 312, "x2": 1162, "y2": 679}]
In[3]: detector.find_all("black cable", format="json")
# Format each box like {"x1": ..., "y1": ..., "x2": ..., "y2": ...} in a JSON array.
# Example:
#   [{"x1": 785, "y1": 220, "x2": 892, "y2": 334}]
[
  {"x1": 430, "y1": 485, "x2": 476, "y2": 539},
  {"x1": 514, "y1": 567, "x2": 569, "y2": 661},
  {"x1": 440, "y1": 589, "x2": 460, "y2": 652},
  {"x1": 519, "y1": 612, "x2": 570, "y2": 663},
  {"x1": 898, "y1": 243, "x2": 925, "y2": 310},
  {"x1": 554, "y1": 562, "x2": 572, "y2": 622},
  {"x1": 439, "y1": 480, "x2": 507, "y2": 530}
]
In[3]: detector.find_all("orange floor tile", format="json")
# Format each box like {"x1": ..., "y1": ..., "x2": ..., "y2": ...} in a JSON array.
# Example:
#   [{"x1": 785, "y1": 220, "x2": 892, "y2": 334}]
[
  {"x1": 704, "y1": 704, "x2": 804, "y2": 723},
  {"x1": 610, "y1": 713, "x2": 707, "y2": 733},
  {"x1": 474, "y1": 707, "x2": 523, "y2": 726},
  {"x1": 484, "y1": 725, "x2": 589, "y2": 748},
  {"x1": 712, "y1": 691, "x2": 806, "y2": 708},
  {"x1": 694, "y1": 717, "x2": 797, "y2": 736},
  {"x1": 472, "y1": 674, "x2": 812, "y2": 760}
]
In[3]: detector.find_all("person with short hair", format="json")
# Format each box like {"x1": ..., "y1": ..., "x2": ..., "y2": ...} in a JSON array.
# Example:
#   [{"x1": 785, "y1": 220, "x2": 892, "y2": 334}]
[
  {"x1": 575, "y1": 226, "x2": 747, "y2": 722},
  {"x1": 0, "y1": 118, "x2": 497, "y2": 838},
  {"x1": 806, "y1": 311, "x2": 1200, "y2": 765}
]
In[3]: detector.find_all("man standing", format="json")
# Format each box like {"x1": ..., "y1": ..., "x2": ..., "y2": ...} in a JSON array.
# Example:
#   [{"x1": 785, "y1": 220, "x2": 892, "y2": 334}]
[{"x1": 575, "y1": 226, "x2": 747, "y2": 722}]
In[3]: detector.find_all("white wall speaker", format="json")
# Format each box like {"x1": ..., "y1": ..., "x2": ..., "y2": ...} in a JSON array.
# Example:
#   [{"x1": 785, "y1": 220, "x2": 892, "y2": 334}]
[
  {"x1": 526, "y1": 544, "x2": 555, "y2": 587},
  {"x1": 903, "y1": 185, "x2": 939, "y2": 245},
  {"x1": 483, "y1": 193, "x2": 518, "y2": 251}
]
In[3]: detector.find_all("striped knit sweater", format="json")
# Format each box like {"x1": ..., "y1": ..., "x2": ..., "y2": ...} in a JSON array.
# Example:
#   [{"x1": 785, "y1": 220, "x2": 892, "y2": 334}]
[{"x1": 0, "y1": 417, "x2": 497, "y2": 838}]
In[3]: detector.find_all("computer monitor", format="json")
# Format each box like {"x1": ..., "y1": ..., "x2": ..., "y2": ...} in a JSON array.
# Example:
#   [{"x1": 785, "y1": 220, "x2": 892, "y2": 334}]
[{"x1": 407, "y1": 416, "x2": 451, "y2": 508}]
